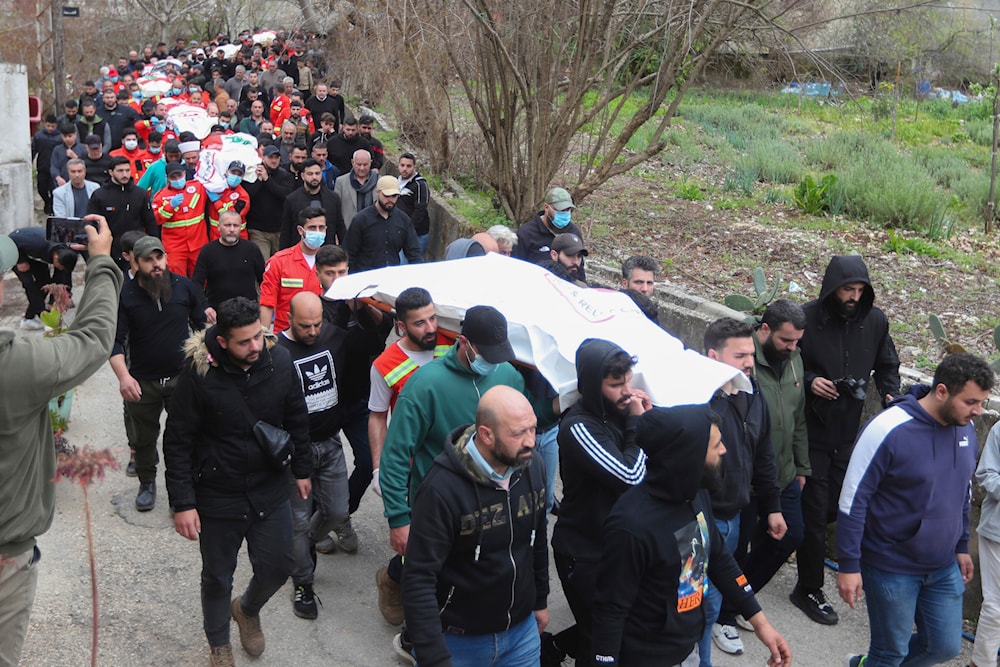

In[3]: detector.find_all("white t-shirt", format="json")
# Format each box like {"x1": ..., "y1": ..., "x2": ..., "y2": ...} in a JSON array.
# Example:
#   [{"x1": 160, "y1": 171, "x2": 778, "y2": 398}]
[{"x1": 367, "y1": 341, "x2": 437, "y2": 412}]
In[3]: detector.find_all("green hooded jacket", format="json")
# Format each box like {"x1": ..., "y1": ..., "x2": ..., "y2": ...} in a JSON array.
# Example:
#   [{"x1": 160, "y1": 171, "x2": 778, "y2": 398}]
[
  {"x1": 0, "y1": 255, "x2": 122, "y2": 558},
  {"x1": 752, "y1": 335, "x2": 811, "y2": 489}
]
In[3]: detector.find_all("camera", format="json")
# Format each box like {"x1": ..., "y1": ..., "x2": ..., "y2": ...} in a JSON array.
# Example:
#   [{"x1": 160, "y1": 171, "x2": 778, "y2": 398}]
[
  {"x1": 46, "y1": 217, "x2": 96, "y2": 245},
  {"x1": 835, "y1": 375, "x2": 868, "y2": 401}
]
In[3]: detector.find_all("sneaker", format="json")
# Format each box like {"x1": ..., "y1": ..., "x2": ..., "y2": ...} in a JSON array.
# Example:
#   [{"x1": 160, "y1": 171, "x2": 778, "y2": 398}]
[
  {"x1": 712, "y1": 623, "x2": 744, "y2": 655},
  {"x1": 209, "y1": 643, "x2": 236, "y2": 667},
  {"x1": 293, "y1": 583, "x2": 318, "y2": 620},
  {"x1": 333, "y1": 518, "x2": 359, "y2": 553},
  {"x1": 845, "y1": 655, "x2": 866, "y2": 667},
  {"x1": 230, "y1": 596, "x2": 265, "y2": 656},
  {"x1": 125, "y1": 452, "x2": 137, "y2": 478},
  {"x1": 392, "y1": 629, "x2": 416, "y2": 665},
  {"x1": 540, "y1": 631, "x2": 568, "y2": 666},
  {"x1": 790, "y1": 585, "x2": 839, "y2": 625},
  {"x1": 376, "y1": 566, "x2": 405, "y2": 625},
  {"x1": 315, "y1": 533, "x2": 337, "y2": 554},
  {"x1": 20, "y1": 317, "x2": 44, "y2": 331},
  {"x1": 135, "y1": 481, "x2": 156, "y2": 512},
  {"x1": 735, "y1": 614, "x2": 754, "y2": 631}
]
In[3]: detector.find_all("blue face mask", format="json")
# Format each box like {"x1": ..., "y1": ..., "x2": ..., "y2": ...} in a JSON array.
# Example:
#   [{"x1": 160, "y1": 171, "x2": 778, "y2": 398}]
[
  {"x1": 154, "y1": 121, "x2": 166, "y2": 132},
  {"x1": 189, "y1": 87, "x2": 199, "y2": 94},
  {"x1": 220, "y1": 122, "x2": 229, "y2": 129},
  {"x1": 171, "y1": 88, "x2": 182, "y2": 96},
  {"x1": 468, "y1": 348, "x2": 498, "y2": 376},
  {"x1": 552, "y1": 210, "x2": 572, "y2": 229},
  {"x1": 169, "y1": 177, "x2": 186, "y2": 189},
  {"x1": 303, "y1": 230, "x2": 325, "y2": 249},
  {"x1": 110, "y1": 76, "x2": 119, "y2": 83},
  {"x1": 132, "y1": 91, "x2": 142, "y2": 100},
  {"x1": 226, "y1": 174, "x2": 242, "y2": 188},
  {"x1": 148, "y1": 146, "x2": 161, "y2": 155}
]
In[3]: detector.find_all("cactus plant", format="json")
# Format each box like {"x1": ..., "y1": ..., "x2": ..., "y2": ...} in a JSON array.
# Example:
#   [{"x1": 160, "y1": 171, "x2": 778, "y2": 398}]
[
  {"x1": 724, "y1": 267, "x2": 782, "y2": 314},
  {"x1": 927, "y1": 314, "x2": 967, "y2": 355}
]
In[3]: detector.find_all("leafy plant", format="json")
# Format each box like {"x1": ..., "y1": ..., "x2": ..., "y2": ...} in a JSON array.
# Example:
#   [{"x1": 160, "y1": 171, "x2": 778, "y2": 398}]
[
  {"x1": 793, "y1": 174, "x2": 838, "y2": 215},
  {"x1": 928, "y1": 314, "x2": 967, "y2": 354},
  {"x1": 724, "y1": 267, "x2": 782, "y2": 313},
  {"x1": 675, "y1": 178, "x2": 706, "y2": 201},
  {"x1": 39, "y1": 283, "x2": 72, "y2": 336}
]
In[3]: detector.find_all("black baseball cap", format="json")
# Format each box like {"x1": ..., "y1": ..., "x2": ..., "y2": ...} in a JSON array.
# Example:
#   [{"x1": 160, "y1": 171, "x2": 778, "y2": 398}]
[{"x1": 461, "y1": 306, "x2": 515, "y2": 364}]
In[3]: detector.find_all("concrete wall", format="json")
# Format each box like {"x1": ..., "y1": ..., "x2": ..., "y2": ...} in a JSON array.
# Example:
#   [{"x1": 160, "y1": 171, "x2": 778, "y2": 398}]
[{"x1": 0, "y1": 63, "x2": 33, "y2": 236}]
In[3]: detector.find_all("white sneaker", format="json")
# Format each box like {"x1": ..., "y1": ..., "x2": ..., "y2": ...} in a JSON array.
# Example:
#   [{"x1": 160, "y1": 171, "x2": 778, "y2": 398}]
[
  {"x1": 20, "y1": 317, "x2": 44, "y2": 331},
  {"x1": 735, "y1": 614, "x2": 754, "y2": 631},
  {"x1": 712, "y1": 623, "x2": 744, "y2": 655}
]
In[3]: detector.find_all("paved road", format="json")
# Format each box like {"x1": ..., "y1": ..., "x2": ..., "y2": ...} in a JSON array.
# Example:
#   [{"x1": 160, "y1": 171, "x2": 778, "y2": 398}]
[{"x1": 3, "y1": 271, "x2": 975, "y2": 667}]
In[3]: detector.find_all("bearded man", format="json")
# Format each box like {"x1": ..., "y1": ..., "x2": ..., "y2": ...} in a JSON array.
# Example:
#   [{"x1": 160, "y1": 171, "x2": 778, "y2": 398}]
[{"x1": 110, "y1": 235, "x2": 206, "y2": 512}]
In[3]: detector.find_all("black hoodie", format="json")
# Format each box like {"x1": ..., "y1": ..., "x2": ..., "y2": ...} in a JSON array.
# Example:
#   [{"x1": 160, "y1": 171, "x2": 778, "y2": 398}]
[
  {"x1": 551, "y1": 338, "x2": 647, "y2": 560},
  {"x1": 87, "y1": 179, "x2": 158, "y2": 270},
  {"x1": 402, "y1": 424, "x2": 548, "y2": 667},
  {"x1": 799, "y1": 256, "x2": 900, "y2": 448},
  {"x1": 591, "y1": 406, "x2": 761, "y2": 667}
]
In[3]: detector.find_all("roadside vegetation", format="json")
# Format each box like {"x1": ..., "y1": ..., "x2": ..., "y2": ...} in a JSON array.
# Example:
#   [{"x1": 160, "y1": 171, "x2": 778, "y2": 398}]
[{"x1": 426, "y1": 85, "x2": 1000, "y2": 369}]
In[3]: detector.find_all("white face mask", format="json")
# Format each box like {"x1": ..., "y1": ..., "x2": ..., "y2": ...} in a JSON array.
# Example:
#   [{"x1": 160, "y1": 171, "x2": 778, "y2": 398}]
[{"x1": 124, "y1": 139, "x2": 138, "y2": 151}]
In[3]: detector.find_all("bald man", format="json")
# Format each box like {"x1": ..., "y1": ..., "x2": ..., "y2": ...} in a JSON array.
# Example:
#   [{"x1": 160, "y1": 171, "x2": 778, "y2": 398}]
[
  {"x1": 274, "y1": 291, "x2": 387, "y2": 620},
  {"x1": 333, "y1": 148, "x2": 378, "y2": 230},
  {"x1": 398, "y1": 385, "x2": 550, "y2": 666}
]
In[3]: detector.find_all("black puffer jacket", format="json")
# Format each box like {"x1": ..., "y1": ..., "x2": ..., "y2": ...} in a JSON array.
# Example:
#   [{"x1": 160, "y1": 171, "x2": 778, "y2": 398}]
[
  {"x1": 551, "y1": 338, "x2": 646, "y2": 560},
  {"x1": 799, "y1": 256, "x2": 900, "y2": 448},
  {"x1": 164, "y1": 326, "x2": 312, "y2": 518},
  {"x1": 403, "y1": 424, "x2": 548, "y2": 667}
]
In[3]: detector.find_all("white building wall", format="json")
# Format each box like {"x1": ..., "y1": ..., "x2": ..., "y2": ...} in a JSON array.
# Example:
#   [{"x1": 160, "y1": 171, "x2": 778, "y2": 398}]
[{"x1": 0, "y1": 63, "x2": 33, "y2": 236}]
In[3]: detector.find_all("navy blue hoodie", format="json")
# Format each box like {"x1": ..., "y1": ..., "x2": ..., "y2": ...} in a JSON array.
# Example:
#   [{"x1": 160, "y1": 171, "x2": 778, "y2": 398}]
[{"x1": 836, "y1": 385, "x2": 977, "y2": 575}]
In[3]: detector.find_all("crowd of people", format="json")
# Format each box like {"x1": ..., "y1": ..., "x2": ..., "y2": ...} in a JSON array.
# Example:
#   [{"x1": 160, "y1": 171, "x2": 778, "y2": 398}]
[{"x1": 3, "y1": 27, "x2": 1000, "y2": 667}]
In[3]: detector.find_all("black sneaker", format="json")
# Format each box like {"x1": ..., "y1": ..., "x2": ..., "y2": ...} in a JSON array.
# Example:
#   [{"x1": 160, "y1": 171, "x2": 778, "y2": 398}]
[
  {"x1": 541, "y1": 631, "x2": 568, "y2": 666},
  {"x1": 125, "y1": 455, "x2": 137, "y2": 477},
  {"x1": 392, "y1": 626, "x2": 415, "y2": 665},
  {"x1": 790, "y1": 585, "x2": 839, "y2": 625},
  {"x1": 293, "y1": 583, "x2": 318, "y2": 619},
  {"x1": 135, "y1": 481, "x2": 156, "y2": 512}
]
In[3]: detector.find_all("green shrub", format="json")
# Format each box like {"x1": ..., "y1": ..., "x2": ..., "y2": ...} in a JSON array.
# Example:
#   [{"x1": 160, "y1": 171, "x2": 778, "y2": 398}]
[
  {"x1": 915, "y1": 150, "x2": 970, "y2": 188},
  {"x1": 837, "y1": 146, "x2": 941, "y2": 229},
  {"x1": 677, "y1": 104, "x2": 781, "y2": 149},
  {"x1": 966, "y1": 120, "x2": 994, "y2": 147},
  {"x1": 738, "y1": 139, "x2": 802, "y2": 184},
  {"x1": 951, "y1": 172, "x2": 991, "y2": 215},
  {"x1": 803, "y1": 131, "x2": 871, "y2": 170}
]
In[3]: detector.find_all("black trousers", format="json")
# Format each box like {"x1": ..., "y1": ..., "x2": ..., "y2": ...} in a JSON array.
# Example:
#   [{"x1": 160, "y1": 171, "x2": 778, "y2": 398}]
[
  {"x1": 199, "y1": 501, "x2": 293, "y2": 647},
  {"x1": 37, "y1": 169, "x2": 53, "y2": 214},
  {"x1": 796, "y1": 444, "x2": 852, "y2": 591},
  {"x1": 553, "y1": 552, "x2": 600, "y2": 659}
]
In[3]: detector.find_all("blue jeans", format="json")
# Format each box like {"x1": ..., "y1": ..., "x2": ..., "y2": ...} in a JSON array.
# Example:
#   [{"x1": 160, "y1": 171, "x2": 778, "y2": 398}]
[
  {"x1": 861, "y1": 561, "x2": 964, "y2": 667},
  {"x1": 698, "y1": 515, "x2": 740, "y2": 667},
  {"x1": 536, "y1": 424, "x2": 559, "y2": 513},
  {"x1": 434, "y1": 613, "x2": 540, "y2": 667},
  {"x1": 290, "y1": 437, "x2": 349, "y2": 585}
]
